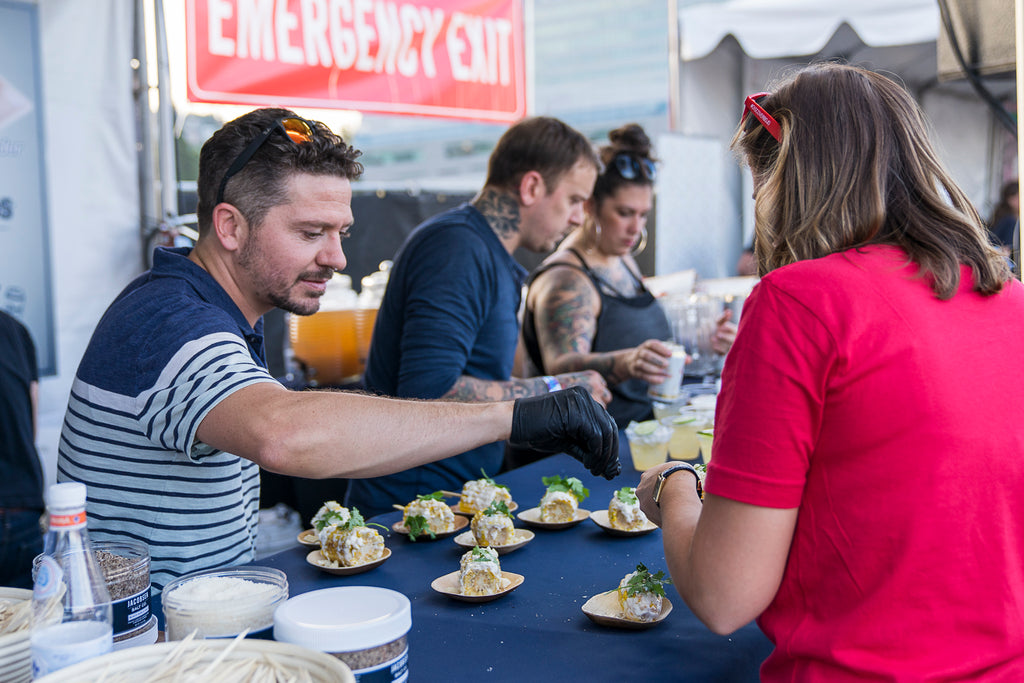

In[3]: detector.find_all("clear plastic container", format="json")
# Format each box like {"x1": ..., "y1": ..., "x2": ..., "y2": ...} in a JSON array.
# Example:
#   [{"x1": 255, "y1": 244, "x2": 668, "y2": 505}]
[
  {"x1": 275, "y1": 586, "x2": 410, "y2": 682},
  {"x1": 162, "y1": 567, "x2": 288, "y2": 641},
  {"x1": 91, "y1": 540, "x2": 151, "y2": 643},
  {"x1": 31, "y1": 482, "x2": 114, "y2": 677}
]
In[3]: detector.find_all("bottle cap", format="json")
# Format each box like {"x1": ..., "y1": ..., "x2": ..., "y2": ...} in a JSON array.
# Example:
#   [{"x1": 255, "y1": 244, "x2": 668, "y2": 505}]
[{"x1": 46, "y1": 482, "x2": 87, "y2": 509}]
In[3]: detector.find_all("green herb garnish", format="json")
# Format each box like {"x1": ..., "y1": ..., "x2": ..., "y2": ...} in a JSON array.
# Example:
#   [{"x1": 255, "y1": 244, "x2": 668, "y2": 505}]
[
  {"x1": 614, "y1": 487, "x2": 638, "y2": 505},
  {"x1": 542, "y1": 475, "x2": 589, "y2": 502},
  {"x1": 311, "y1": 502, "x2": 351, "y2": 533},
  {"x1": 479, "y1": 468, "x2": 509, "y2": 491},
  {"x1": 469, "y1": 547, "x2": 498, "y2": 563},
  {"x1": 625, "y1": 563, "x2": 672, "y2": 598},
  {"x1": 480, "y1": 500, "x2": 512, "y2": 517},
  {"x1": 417, "y1": 491, "x2": 446, "y2": 501},
  {"x1": 346, "y1": 507, "x2": 388, "y2": 533},
  {"x1": 404, "y1": 514, "x2": 434, "y2": 542}
]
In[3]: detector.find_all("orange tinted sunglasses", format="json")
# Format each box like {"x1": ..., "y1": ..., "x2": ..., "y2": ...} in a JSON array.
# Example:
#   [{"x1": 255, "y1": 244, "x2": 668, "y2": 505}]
[{"x1": 216, "y1": 117, "x2": 314, "y2": 205}]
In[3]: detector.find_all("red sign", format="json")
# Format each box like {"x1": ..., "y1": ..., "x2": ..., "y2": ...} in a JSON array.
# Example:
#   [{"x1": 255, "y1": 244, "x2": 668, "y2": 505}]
[{"x1": 185, "y1": 0, "x2": 527, "y2": 122}]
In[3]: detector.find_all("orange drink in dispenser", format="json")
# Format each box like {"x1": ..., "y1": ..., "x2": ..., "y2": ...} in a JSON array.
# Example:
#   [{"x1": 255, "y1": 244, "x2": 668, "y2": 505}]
[
  {"x1": 288, "y1": 274, "x2": 362, "y2": 386},
  {"x1": 289, "y1": 308, "x2": 362, "y2": 386}
]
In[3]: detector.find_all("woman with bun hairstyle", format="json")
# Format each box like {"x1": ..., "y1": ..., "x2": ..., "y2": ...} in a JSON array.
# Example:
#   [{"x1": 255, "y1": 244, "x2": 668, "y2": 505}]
[
  {"x1": 520, "y1": 123, "x2": 735, "y2": 434},
  {"x1": 636, "y1": 63, "x2": 1024, "y2": 680}
]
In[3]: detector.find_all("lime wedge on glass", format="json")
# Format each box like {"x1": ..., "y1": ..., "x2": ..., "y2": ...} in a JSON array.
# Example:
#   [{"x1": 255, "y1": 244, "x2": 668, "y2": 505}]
[
  {"x1": 671, "y1": 416, "x2": 696, "y2": 426},
  {"x1": 634, "y1": 420, "x2": 660, "y2": 436}
]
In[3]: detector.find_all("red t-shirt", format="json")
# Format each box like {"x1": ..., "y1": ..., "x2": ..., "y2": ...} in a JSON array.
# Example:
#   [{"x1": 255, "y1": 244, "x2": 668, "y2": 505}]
[{"x1": 706, "y1": 245, "x2": 1024, "y2": 681}]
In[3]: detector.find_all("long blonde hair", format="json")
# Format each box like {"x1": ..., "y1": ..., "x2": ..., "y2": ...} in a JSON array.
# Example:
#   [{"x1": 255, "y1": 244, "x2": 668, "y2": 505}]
[{"x1": 732, "y1": 62, "x2": 1009, "y2": 298}]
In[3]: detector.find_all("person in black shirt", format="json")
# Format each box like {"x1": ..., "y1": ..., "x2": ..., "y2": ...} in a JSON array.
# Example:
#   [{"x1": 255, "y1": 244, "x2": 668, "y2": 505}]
[{"x1": 0, "y1": 310, "x2": 44, "y2": 588}]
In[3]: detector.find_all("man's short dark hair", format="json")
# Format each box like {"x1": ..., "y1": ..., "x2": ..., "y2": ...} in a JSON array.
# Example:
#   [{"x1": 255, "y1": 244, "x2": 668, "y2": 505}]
[
  {"x1": 484, "y1": 116, "x2": 599, "y2": 193},
  {"x1": 196, "y1": 108, "x2": 363, "y2": 234}
]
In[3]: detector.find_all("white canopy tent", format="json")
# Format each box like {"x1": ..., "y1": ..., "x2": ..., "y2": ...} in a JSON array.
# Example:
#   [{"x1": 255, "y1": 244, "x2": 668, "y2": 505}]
[
  {"x1": 654, "y1": 0, "x2": 1010, "y2": 279},
  {"x1": 679, "y1": 0, "x2": 939, "y2": 62}
]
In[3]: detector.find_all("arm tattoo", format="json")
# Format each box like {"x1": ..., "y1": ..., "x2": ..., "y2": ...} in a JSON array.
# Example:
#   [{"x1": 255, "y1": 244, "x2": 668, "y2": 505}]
[
  {"x1": 534, "y1": 267, "x2": 624, "y2": 383},
  {"x1": 444, "y1": 374, "x2": 548, "y2": 401},
  {"x1": 473, "y1": 188, "x2": 521, "y2": 240}
]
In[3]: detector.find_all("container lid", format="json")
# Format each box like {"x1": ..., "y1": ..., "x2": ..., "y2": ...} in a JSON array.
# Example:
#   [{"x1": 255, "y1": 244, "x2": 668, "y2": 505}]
[
  {"x1": 274, "y1": 587, "x2": 410, "y2": 653},
  {"x1": 46, "y1": 482, "x2": 86, "y2": 509}
]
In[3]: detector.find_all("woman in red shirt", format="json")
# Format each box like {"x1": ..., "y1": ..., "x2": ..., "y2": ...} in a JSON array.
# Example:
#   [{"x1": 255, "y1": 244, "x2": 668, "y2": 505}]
[{"x1": 638, "y1": 63, "x2": 1024, "y2": 681}]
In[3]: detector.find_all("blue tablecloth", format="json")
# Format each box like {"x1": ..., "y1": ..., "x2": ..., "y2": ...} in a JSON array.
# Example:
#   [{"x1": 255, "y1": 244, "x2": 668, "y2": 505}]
[{"x1": 156, "y1": 454, "x2": 772, "y2": 681}]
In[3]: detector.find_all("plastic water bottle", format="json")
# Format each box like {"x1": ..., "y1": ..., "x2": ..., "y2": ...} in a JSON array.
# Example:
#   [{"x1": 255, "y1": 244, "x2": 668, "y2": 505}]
[{"x1": 31, "y1": 482, "x2": 113, "y2": 677}]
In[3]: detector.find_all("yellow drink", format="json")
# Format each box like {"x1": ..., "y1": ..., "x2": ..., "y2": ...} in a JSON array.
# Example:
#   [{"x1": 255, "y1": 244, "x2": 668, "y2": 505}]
[
  {"x1": 660, "y1": 409, "x2": 713, "y2": 461},
  {"x1": 697, "y1": 428, "x2": 715, "y2": 465},
  {"x1": 625, "y1": 420, "x2": 672, "y2": 472},
  {"x1": 628, "y1": 441, "x2": 669, "y2": 471},
  {"x1": 663, "y1": 417, "x2": 700, "y2": 461}
]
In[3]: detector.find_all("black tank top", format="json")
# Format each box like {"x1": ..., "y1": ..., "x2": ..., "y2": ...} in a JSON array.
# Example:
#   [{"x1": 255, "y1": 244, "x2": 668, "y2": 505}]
[{"x1": 522, "y1": 248, "x2": 672, "y2": 428}]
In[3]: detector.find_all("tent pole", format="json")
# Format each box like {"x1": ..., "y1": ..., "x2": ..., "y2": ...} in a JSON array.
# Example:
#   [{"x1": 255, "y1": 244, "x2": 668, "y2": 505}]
[
  {"x1": 667, "y1": 0, "x2": 680, "y2": 131},
  {"x1": 153, "y1": 0, "x2": 177, "y2": 223},
  {"x1": 133, "y1": 0, "x2": 156, "y2": 268}
]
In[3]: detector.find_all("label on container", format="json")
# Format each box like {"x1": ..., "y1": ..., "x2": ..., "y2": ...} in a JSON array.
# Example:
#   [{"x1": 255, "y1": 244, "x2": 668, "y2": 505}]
[
  {"x1": 31, "y1": 620, "x2": 113, "y2": 677},
  {"x1": 352, "y1": 648, "x2": 409, "y2": 683},
  {"x1": 112, "y1": 587, "x2": 150, "y2": 634},
  {"x1": 32, "y1": 555, "x2": 64, "y2": 601},
  {"x1": 48, "y1": 511, "x2": 86, "y2": 529}
]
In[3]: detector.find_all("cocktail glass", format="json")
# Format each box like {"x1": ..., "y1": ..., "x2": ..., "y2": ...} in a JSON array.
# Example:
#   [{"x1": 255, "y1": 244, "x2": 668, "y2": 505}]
[
  {"x1": 624, "y1": 420, "x2": 672, "y2": 472},
  {"x1": 696, "y1": 428, "x2": 715, "y2": 465},
  {"x1": 661, "y1": 408, "x2": 714, "y2": 461}
]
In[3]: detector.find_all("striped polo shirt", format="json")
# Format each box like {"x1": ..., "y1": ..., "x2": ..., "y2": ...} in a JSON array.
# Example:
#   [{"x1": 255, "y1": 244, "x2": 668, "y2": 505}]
[{"x1": 57, "y1": 247, "x2": 279, "y2": 591}]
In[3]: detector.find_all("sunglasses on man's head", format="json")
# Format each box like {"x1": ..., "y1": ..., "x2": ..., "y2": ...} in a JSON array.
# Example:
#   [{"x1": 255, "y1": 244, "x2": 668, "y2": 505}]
[
  {"x1": 215, "y1": 116, "x2": 315, "y2": 205},
  {"x1": 613, "y1": 154, "x2": 657, "y2": 181},
  {"x1": 740, "y1": 92, "x2": 781, "y2": 142}
]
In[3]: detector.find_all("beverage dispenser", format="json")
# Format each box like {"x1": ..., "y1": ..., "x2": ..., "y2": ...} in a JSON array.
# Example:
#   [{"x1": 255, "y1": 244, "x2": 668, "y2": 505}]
[{"x1": 288, "y1": 274, "x2": 361, "y2": 386}]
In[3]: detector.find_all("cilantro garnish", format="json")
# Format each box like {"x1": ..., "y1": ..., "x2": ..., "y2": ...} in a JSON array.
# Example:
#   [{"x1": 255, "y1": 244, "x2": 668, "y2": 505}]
[
  {"x1": 614, "y1": 487, "x2": 638, "y2": 505},
  {"x1": 481, "y1": 500, "x2": 512, "y2": 517},
  {"x1": 311, "y1": 503, "x2": 350, "y2": 533},
  {"x1": 625, "y1": 563, "x2": 672, "y2": 598},
  {"x1": 345, "y1": 507, "x2": 387, "y2": 533},
  {"x1": 417, "y1": 491, "x2": 446, "y2": 501},
  {"x1": 479, "y1": 468, "x2": 509, "y2": 490},
  {"x1": 469, "y1": 547, "x2": 498, "y2": 563},
  {"x1": 542, "y1": 475, "x2": 589, "y2": 502},
  {"x1": 404, "y1": 514, "x2": 435, "y2": 542}
]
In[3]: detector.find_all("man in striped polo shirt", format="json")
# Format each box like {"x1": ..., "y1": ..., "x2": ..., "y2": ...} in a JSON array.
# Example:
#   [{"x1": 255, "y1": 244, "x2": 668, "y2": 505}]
[{"x1": 57, "y1": 108, "x2": 620, "y2": 590}]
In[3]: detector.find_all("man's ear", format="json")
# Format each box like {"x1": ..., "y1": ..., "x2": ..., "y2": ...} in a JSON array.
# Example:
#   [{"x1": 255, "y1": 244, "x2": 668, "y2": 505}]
[
  {"x1": 211, "y1": 203, "x2": 247, "y2": 252},
  {"x1": 518, "y1": 170, "x2": 547, "y2": 207}
]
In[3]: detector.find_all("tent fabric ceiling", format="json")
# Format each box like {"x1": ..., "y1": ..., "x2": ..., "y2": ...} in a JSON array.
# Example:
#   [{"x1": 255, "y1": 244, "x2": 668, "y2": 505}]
[{"x1": 679, "y1": 0, "x2": 940, "y2": 61}]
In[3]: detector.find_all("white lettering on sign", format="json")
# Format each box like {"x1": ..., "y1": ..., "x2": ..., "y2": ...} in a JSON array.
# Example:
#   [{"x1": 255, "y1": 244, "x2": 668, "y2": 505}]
[
  {"x1": 237, "y1": 0, "x2": 275, "y2": 60},
  {"x1": 207, "y1": 0, "x2": 237, "y2": 56},
  {"x1": 447, "y1": 12, "x2": 512, "y2": 85},
  {"x1": 202, "y1": 0, "x2": 516, "y2": 82}
]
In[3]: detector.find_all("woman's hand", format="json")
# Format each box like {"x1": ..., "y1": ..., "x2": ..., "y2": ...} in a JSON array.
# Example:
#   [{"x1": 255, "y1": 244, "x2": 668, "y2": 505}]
[
  {"x1": 635, "y1": 461, "x2": 681, "y2": 527},
  {"x1": 711, "y1": 309, "x2": 738, "y2": 355},
  {"x1": 618, "y1": 339, "x2": 673, "y2": 385}
]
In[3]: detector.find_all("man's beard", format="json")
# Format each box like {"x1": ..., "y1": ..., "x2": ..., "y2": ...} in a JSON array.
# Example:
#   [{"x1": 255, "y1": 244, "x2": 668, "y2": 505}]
[{"x1": 238, "y1": 232, "x2": 332, "y2": 316}]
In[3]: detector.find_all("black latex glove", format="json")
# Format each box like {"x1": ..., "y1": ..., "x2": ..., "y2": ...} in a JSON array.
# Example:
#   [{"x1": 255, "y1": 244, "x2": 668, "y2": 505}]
[{"x1": 509, "y1": 385, "x2": 621, "y2": 479}]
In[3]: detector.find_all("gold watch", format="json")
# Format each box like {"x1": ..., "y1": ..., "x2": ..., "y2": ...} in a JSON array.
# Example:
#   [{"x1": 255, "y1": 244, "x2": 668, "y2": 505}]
[{"x1": 653, "y1": 463, "x2": 700, "y2": 507}]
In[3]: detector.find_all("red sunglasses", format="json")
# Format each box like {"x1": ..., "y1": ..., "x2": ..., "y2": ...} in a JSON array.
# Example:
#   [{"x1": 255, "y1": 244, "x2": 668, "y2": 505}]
[{"x1": 741, "y1": 92, "x2": 781, "y2": 142}]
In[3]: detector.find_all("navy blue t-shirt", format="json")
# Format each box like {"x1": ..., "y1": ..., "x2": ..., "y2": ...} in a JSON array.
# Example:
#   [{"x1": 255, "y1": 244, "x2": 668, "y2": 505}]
[
  {"x1": 0, "y1": 310, "x2": 43, "y2": 509},
  {"x1": 348, "y1": 204, "x2": 527, "y2": 515}
]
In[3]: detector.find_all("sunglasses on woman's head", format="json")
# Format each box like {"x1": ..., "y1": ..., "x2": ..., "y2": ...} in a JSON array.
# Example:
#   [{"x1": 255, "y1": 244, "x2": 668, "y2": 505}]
[
  {"x1": 740, "y1": 93, "x2": 781, "y2": 142},
  {"x1": 613, "y1": 154, "x2": 657, "y2": 181},
  {"x1": 215, "y1": 117, "x2": 315, "y2": 205}
]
